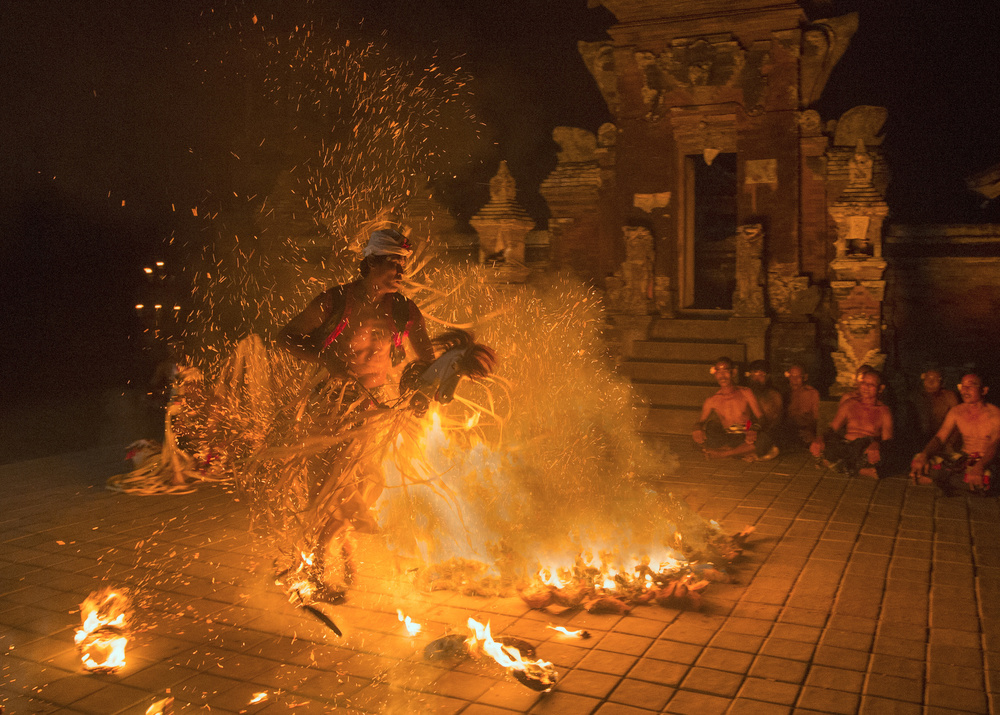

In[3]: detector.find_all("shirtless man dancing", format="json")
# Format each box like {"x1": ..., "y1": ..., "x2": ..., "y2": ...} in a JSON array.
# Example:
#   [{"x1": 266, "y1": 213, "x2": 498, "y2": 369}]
[
  {"x1": 277, "y1": 228, "x2": 435, "y2": 595},
  {"x1": 910, "y1": 373, "x2": 1000, "y2": 493},
  {"x1": 693, "y1": 357, "x2": 773, "y2": 460},
  {"x1": 811, "y1": 368, "x2": 892, "y2": 478}
]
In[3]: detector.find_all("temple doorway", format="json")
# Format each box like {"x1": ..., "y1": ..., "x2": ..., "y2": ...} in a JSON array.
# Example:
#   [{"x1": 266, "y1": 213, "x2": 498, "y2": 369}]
[{"x1": 684, "y1": 153, "x2": 737, "y2": 310}]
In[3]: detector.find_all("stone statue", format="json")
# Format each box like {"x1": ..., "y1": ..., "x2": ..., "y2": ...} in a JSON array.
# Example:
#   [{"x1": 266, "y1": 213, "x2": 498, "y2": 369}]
[
  {"x1": 732, "y1": 224, "x2": 765, "y2": 317},
  {"x1": 607, "y1": 226, "x2": 654, "y2": 315}
]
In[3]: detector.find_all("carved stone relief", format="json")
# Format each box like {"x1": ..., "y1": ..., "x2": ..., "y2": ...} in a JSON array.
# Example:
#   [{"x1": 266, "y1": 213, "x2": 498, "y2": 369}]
[
  {"x1": 634, "y1": 35, "x2": 767, "y2": 119},
  {"x1": 606, "y1": 225, "x2": 654, "y2": 315},
  {"x1": 732, "y1": 223, "x2": 765, "y2": 317},
  {"x1": 745, "y1": 159, "x2": 778, "y2": 185},
  {"x1": 767, "y1": 263, "x2": 820, "y2": 317},
  {"x1": 552, "y1": 127, "x2": 597, "y2": 163},
  {"x1": 577, "y1": 41, "x2": 619, "y2": 115},
  {"x1": 799, "y1": 13, "x2": 859, "y2": 107},
  {"x1": 833, "y1": 106, "x2": 887, "y2": 146}
]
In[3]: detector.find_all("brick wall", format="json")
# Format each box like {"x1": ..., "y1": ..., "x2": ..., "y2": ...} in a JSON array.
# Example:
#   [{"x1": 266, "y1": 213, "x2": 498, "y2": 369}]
[{"x1": 884, "y1": 225, "x2": 1000, "y2": 383}]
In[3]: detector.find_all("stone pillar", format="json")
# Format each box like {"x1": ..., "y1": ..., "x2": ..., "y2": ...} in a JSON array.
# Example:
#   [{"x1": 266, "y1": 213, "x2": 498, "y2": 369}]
[
  {"x1": 827, "y1": 140, "x2": 889, "y2": 394},
  {"x1": 538, "y1": 126, "x2": 604, "y2": 278},
  {"x1": 732, "y1": 223, "x2": 766, "y2": 318}
]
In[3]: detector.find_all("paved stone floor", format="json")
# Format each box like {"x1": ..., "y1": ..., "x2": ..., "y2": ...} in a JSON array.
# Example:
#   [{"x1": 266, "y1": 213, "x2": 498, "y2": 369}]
[{"x1": 2, "y1": 442, "x2": 999, "y2": 714}]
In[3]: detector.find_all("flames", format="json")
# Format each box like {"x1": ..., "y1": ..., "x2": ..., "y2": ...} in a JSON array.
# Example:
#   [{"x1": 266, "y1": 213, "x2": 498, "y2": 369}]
[
  {"x1": 522, "y1": 545, "x2": 741, "y2": 614},
  {"x1": 466, "y1": 618, "x2": 558, "y2": 692},
  {"x1": 397, "y1": 609, "x2": 421, "y2": 636},
  {"x1": 74, "y1": 588, "x2": 130, "y2": 673}
]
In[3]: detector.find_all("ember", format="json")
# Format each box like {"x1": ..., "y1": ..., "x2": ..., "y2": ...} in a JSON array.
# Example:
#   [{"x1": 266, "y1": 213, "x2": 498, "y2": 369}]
[
  {"x1": 546, "y1": 625, "x2": 590, "y2": 639},
  {"x1": 466, "y1": 617, "x2": 558, "y2": 692},
  {"x1": 74, "y1": 588, "x2": 130, "y2": 673}
]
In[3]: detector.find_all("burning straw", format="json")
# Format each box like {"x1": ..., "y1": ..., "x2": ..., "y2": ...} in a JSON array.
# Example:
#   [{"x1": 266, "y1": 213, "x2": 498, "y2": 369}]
[{"x1": 75, "y1": 588, "x2": 130, "y2": 673}]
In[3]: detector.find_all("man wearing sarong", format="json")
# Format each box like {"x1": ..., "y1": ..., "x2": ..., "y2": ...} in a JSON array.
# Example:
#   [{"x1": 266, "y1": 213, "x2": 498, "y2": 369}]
[
  {"x1": 811, "y1": 368, "x2": 892, "y2": 478},
  {"x1": 693, "y1": 357, "x2": 774, "y2": 460},
  {"x1": 277, "y1": 228, "x2": 435, "y2": 593},
  {"x1": 910, "y1": 373, "x2": 1000, "y2": 493}
]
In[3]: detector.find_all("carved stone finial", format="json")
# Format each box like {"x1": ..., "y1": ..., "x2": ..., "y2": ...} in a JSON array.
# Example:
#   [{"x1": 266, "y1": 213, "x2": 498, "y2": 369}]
[
  {"x1": 489, "y1": 160, "x2": 517, "y2": 203},
  {"x1": 552, "y1": 127, "x2": 598, "y2": 163}
]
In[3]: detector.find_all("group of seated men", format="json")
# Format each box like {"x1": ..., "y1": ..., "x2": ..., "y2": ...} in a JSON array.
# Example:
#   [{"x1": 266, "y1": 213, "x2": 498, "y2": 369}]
[{"x1": 692, "y1": 358, "x2": 1000, "y2": 493}]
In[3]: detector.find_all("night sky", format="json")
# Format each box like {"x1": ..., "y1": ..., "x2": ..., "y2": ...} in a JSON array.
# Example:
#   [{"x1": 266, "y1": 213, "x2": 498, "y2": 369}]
[{"x1": 1, "y1": 0, "x2": 998, "y2": 407}]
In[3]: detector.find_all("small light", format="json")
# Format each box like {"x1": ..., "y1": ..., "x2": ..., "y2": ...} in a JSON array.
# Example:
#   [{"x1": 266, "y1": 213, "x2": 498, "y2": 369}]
[
  {"x1": 143, "y1": 267, "x2": 153, "y2": 274},
  {"x1": 155, "y1": 261, "x2": 164, "y2": 267},
  {"x1": 135, "y1": 304, "x2": 144, "y2": 310},
  {"x1": 173, "y1": 305, "x2": 181, "y2": 311},
  {"x1": 154, "y1": 304, "x2": 162, "y2": 310}
]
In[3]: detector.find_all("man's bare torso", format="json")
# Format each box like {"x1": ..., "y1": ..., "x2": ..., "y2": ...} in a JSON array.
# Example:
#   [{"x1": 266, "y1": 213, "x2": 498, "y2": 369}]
[
  {"x1": 788, "y1": 385, "x2": 819, "y2": 428},
  {"x1": 951, "y1": 403, "x2": 1000, "y2": 455},
  {"x1": 706, "y1": 387, "x2": 758, "y2": 429},
  {"x1": 325, "y1": 290, "x2": 399, "y2": 388},
  {"x1": 842, "y1": 399, "x2": 891, "y2": 440}
]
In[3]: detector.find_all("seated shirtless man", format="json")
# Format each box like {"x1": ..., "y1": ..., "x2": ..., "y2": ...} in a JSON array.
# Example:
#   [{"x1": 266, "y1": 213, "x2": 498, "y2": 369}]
[
  {"x1": 811, "y1": 368, "x2": 892, "y2": 478},
  {"x1": 747, "y1": 360, "x2": 783, "y2": 437},
  {"x1": 693, "y1": 357, "x2": 774, "y2": 460},
  {"x1": 910, "y1": 373, "x2": 1000, "y2": 493},
  {"x1": 781, "y1": 364, "x2": 820, "y2": 449},
  {"x1": 908, "y1": 368, "x2": 959, "y2": 449}
]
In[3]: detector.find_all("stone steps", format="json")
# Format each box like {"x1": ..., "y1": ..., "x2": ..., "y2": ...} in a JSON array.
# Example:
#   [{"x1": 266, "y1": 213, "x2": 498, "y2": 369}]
[{"x1": 621, "y1": 319, "x2": 752, "y2": 437}]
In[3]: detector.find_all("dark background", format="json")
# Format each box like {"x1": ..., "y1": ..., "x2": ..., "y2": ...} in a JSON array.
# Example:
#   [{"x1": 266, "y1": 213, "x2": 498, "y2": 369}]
[{"x1": 1, "y1": 0, "x2": 998, "y2": 415}]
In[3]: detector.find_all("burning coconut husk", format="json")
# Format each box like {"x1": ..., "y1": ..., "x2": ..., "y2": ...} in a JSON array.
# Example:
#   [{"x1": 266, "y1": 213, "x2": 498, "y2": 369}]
[{"x1": 74, "y1": 588, "x2": 130, "y2": 673}]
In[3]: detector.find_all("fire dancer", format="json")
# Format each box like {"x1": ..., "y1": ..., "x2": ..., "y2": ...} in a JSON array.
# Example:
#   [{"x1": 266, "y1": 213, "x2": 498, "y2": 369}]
[
  {"x1": 907, "y1": 368, "x2": 958, "y2": 449},
  {"x1": 692, "y1": 357, "x2": 775, "y2": 460},
  {"x1": 910, "y1": 373, "x2": 999, "y2": 492},
  {"x1": 811, "y1": 368, "x2": 892, "y2": 478},
  {"x1": 276, "y1": 228, "x2": 436, "y2": 595},
  {"x1": 779, "y1": 364, "x2": 819, "y2": 449}
]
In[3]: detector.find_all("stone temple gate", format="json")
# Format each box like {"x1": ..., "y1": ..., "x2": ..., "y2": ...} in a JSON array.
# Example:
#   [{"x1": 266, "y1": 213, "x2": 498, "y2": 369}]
[{"x1": 533, "y1": 0, "x2": 895, "y2": 434}]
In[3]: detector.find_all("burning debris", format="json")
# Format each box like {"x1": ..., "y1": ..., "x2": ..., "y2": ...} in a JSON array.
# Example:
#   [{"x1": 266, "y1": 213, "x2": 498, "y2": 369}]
[
  {"x1": 466, "y1": 618, "x2": 558, "y2": 693},
  {"x1": 74, "y1": 588, "x2": 130, "y2": 673},
  {"x1": 423, "y1": 619, "x2": 558, "y2": 692}
]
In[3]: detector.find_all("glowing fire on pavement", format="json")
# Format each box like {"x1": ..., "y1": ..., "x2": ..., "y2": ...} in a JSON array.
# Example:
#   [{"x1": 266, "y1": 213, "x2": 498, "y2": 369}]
[
  {"x1": 397, "y1": 609, "x2": 422, "y2": 636},
  {"x1": 466, "y1": 617, "x2": 558, "y2": 692},
  {"x1": 74, "y1": 588, "x2": 130, "y2": 673}
]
